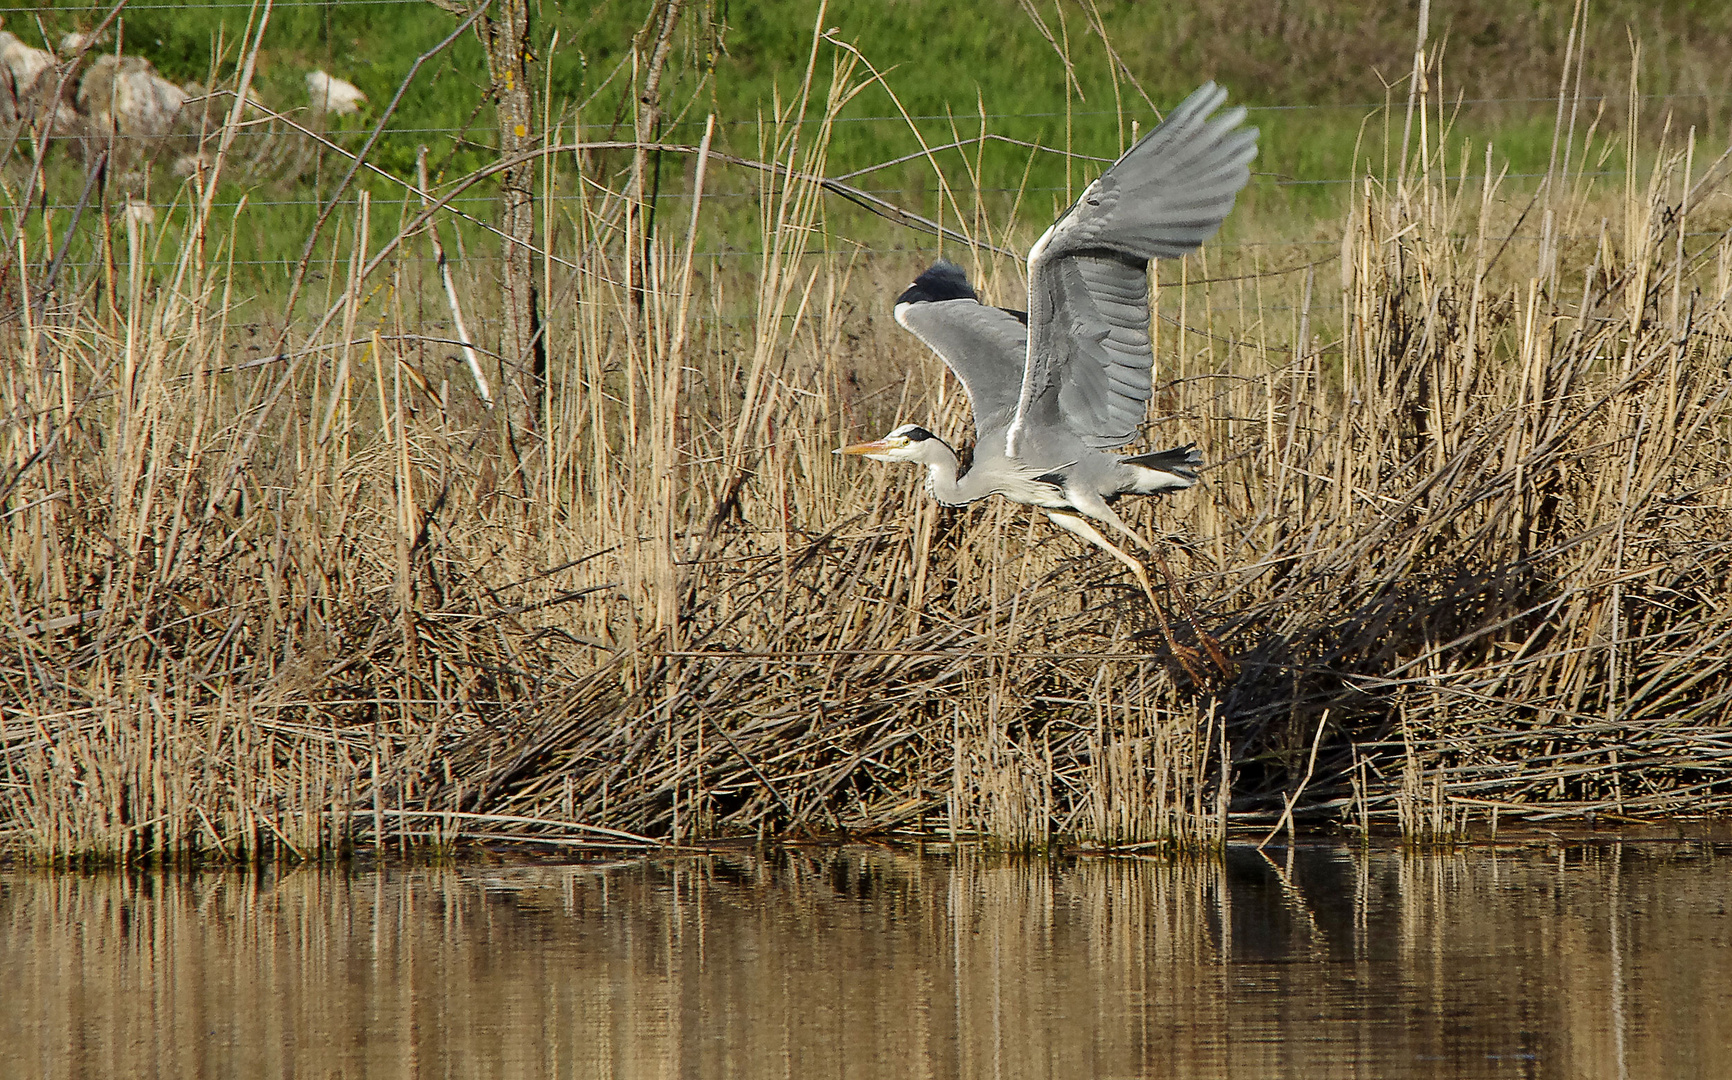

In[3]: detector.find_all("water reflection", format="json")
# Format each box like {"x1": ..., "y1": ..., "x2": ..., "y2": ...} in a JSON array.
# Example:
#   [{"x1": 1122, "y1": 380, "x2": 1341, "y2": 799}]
[{"x1": 4, "y1": 843, "x2": 1730, "y2": 1078}]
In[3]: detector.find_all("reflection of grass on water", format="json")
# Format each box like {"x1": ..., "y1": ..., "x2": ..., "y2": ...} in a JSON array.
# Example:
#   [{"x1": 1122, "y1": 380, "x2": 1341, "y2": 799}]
[{"x1": 4, "y1": 4, "x2": 1732, "y2": 863}]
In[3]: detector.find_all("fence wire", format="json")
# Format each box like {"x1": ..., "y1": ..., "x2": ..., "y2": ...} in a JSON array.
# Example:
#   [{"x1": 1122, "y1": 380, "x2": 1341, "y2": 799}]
[{"x1": 7, "y1": 77, "x2": 1728, "y2": 301}]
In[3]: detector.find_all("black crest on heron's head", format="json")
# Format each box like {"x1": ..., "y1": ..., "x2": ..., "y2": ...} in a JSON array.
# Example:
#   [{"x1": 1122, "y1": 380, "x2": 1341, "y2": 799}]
[
  {"x1": 896, "y1": 260, "x2": 977, "y2": 307},
  {"x1": 888, "y1": 423, "x2": 938, "y2": 442}
]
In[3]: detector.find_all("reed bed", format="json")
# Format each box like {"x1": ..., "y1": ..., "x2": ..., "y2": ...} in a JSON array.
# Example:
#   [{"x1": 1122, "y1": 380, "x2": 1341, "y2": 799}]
[{"x1": 2, "y1": 26, "x2": 1731, "y2": 862}]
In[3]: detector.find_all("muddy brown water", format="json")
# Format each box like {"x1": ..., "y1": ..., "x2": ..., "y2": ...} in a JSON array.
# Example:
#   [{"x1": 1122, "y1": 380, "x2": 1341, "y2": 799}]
[{"x1": 3, "y1": 841, "x2": 1729, "y2": 1078}]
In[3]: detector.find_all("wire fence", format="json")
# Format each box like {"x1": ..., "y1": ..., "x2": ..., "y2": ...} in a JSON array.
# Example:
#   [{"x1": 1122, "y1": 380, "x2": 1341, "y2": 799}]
[
  {"x1": 12, "y1": 85, "x2": 1718, "y2": 193},
  {"x1": 8, "y1": 72, "x2": 1728, "y2": 300},
  {"x1": 3, "y1": 166, "x2": 1639, "y2": 219}
]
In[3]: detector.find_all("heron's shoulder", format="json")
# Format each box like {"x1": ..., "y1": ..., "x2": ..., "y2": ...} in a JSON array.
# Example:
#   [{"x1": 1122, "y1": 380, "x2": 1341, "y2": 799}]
[
  {"x1": 894, "y1": 262, "x2": 1029, "y2": 333},
  {"x1": 896, "y1": 260, "x2": 977, "y2": 307}
]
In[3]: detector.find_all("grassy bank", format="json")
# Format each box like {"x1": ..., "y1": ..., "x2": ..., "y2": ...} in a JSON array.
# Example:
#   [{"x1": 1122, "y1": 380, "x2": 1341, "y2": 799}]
[
  {"x1": 2, "y1": 6, "x2": 1732, "y2": 862},
  {"x1": 10, "y1": 0, "x2": 1732, "y2": 305}
]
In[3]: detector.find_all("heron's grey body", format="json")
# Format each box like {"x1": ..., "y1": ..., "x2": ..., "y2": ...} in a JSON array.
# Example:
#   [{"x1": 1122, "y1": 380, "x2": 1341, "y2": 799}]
[{"x1": 838, "y1": 84, "x2": 1256, "y2": 599}]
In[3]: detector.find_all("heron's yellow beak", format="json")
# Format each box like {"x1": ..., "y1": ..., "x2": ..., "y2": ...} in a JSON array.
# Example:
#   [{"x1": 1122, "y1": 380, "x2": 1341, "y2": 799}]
[{"x1": 834, "y1": 439, "x2": 895, "y2": 456}]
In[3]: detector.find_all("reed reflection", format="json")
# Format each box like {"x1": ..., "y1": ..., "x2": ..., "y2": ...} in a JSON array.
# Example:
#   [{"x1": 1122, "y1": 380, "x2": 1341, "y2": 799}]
[{"x1": 3, "y1": 843, "x2": 1729, "y2": 1079}]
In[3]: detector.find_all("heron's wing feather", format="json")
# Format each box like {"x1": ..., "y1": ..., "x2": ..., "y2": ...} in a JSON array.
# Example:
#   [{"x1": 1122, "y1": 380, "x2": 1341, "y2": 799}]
[
  {"x1": 893, "y1": 263, "x2": 1028, "y2": 440},
  {"x1": 1010, "y1": 83, "x2": 1258, "y2": 454}
]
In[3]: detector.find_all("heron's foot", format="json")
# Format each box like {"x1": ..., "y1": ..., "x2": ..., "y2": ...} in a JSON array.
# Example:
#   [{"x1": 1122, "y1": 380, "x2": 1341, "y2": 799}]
[
  {"x1": 1146, "y1": 605, "x2": 1223, "y2": 685},
  {"x1": 1167, "y1": 639, "x2": 1212, "y2": 685},
  {"x1": 1146, "y1": 546, "x2": 1234, "y2": 681},
  {"x1": 1198, "y1": 627, "x2": 1235, "y2": 680},
  {"x1": 1135, "y1": 582, "x2": 1212, "y2": 683}
]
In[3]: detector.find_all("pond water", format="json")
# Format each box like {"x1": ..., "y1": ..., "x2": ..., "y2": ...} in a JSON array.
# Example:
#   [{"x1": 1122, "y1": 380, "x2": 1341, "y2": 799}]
[{"x1": 3, "y1": 840, "x2": 1730, "y2": 1078}]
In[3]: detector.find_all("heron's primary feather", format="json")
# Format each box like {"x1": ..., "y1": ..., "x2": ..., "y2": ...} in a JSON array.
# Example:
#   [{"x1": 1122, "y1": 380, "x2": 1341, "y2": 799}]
[{"x1": 1009, "y1": 82, "x2": 1258, "y2": 456}]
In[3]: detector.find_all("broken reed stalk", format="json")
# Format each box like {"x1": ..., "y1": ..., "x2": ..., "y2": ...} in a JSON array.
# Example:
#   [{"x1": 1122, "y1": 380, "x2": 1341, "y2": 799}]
[{"x1": 2, "y1": 30, "x2": 1731, "y2": 862}]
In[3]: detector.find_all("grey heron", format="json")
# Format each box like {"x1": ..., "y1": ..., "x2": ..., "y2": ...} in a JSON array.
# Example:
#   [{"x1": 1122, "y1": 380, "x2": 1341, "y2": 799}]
[{"x1": 836, "y1": 83, "x2": 1256, "y2": 668}]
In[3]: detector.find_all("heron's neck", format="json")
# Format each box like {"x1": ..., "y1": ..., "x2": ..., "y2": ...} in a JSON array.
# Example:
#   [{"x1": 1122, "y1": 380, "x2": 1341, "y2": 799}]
[{"x1": 919, "y1": 438, "x2": 990, "y2": 507}]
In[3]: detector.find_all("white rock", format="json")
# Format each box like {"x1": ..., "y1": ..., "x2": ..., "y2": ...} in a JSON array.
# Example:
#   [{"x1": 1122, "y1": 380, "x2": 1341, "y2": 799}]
[
  {"x1": 78, "y1": 55, "x2": 187, "y2": 140},
  {"x1": 306, "y1": 69, "x2": 365, "y2": 115},
  {"x1": 1, "y1": 31, "x2": 80, "y2": 131},
  {"x1": 59, "y1": 31, "x2": 106, "y2": 55},
  {"x1": 0, "y1": 31, "x2": 53, "y2": 90}
]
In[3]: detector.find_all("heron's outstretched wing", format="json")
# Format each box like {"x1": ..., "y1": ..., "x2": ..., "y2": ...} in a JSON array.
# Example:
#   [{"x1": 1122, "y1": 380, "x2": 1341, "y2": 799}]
[
  {"x1": 1008, "y1": 83, "x2": 1258, "y2": 455},
  {"x1": 893, "y1": 260, "x2": 1028, "y2": 440}
]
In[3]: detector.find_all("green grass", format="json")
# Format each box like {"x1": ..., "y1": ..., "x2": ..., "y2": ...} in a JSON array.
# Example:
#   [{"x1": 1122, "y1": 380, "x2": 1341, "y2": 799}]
[{"x1": 9, "y1": 0, "x2": 1730, "y2": 309}]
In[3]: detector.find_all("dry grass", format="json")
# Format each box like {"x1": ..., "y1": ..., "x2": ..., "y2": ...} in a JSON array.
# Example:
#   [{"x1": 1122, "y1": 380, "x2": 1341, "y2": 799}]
[{"x1": 2, "y1": 23, "x2": 1731, "y2": 863}]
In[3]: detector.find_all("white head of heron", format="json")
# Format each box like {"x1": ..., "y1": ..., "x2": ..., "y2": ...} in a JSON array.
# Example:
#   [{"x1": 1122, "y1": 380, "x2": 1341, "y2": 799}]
[{"x1": 834, "y1": 424, "x2": 949, "y2": 464}]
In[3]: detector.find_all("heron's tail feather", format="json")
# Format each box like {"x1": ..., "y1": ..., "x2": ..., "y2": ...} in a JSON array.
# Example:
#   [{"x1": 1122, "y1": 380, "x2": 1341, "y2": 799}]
[{"x1": 1121, "y1": 443, "x2": 1203, "y2": 492}]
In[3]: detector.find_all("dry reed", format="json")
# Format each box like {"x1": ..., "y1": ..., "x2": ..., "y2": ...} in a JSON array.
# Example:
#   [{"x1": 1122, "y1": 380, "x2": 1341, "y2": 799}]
[{"x1": 2, "y1": 19, "x2": 1730, "y2": 863}]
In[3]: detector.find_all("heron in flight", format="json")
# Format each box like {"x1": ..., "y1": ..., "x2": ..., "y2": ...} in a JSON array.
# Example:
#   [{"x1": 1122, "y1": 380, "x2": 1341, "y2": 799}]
[{"x1": 836, "y1": 84, "x2": 1256, "y2": 657}]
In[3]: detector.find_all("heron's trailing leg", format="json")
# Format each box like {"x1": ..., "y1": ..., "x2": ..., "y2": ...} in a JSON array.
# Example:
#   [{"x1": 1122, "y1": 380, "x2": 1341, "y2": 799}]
[
  {"x1": 1145, "y1": 545, "x2": 1234, "y2": 677},
  {"x1": 1069, "y1": 496, "x2": 1158, "y2": 558},
  {"x1": 1043, "y1": 510, "x2": 1159, "y2": 603},
  {"x1": 1068, "y1": 499, "x2": 1233, "y2": 678},
  {"x1": 1044, "y1": 510, "x2": 1207, "y2": 683}
]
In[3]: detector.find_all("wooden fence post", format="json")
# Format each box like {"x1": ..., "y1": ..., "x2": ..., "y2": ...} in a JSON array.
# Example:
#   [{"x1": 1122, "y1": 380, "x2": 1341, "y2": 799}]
[{"x1": 481, "y1": 0, "x2": 544, "y2": 440}]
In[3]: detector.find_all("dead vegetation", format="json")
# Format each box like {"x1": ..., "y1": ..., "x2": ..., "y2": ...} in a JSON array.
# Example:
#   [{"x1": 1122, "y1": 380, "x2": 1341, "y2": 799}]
[{"x1": 1, "y1": 14, "x2": 1731, "y2": 863}]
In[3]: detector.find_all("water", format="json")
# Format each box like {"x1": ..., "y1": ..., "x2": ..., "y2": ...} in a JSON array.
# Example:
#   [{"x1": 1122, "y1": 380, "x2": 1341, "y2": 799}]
[{"x1": 4, "y1": 841, "x2": 1730, "y2": 1078}]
